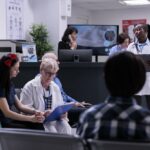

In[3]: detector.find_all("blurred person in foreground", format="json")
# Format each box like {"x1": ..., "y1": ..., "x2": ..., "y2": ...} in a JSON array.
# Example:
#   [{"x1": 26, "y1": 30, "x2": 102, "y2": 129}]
[{"x1": 77, "y1": 51, "x2": 150, "y2": 140}]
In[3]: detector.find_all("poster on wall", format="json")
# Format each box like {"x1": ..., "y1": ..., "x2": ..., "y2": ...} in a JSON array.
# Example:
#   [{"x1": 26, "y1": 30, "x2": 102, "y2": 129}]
[
  {"x1": 122, "y1": 19, "x2": 147, "y2": 41},
  {"x1": 22, "y1": 44, "x2": 37, "y2": 62},
  {"x1": 6, "y1": 0, "x2": 24, "y2": 39}
]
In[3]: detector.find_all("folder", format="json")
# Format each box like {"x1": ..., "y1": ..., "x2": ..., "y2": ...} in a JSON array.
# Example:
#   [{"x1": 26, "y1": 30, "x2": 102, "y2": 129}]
[{"x1": 44, "y1": 103, "x2": 74, "y2": 123}]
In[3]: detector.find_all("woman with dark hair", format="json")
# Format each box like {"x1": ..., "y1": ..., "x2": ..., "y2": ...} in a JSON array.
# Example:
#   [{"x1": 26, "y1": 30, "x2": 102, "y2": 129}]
[
  {"x1": 58, "y1": 26, "x2": 78, "y2": 50},
  {"x1": 77, "y1": 51, "x2": 150, "y2": 140},
  {"x1": 109, "y1": 32, "x2": 130, "y2": 55},
  {"x1": 0, "y1": 53, "x2": 44, "y2": 128}
]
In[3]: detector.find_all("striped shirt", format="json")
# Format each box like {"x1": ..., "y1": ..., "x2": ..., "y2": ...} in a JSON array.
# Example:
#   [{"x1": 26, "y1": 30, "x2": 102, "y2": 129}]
[{"x1": 77, "y1": 97, "x2": 150, "y2": 140}]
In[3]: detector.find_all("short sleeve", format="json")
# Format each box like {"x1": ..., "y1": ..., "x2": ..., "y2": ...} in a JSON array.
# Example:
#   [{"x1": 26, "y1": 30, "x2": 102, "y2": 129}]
[
  {"x1": 10, "y1": 82, "x2": 16, "y2": 96},
  {"x1": 0, "y1": 85, "x2": 6, "y2": 98},
  {"x1": 8, "y1": 82, "x2": 16, "y2": 106}
]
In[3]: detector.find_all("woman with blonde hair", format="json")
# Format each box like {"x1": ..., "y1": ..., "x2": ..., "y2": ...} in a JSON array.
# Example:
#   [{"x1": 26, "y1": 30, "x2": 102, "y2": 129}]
[{"x1": 20, "y1": 58, "x2": 72, "y2": 134}]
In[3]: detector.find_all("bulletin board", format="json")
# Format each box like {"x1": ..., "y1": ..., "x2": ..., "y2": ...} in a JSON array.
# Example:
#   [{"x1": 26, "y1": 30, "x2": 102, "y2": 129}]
[{"x1": 122, "y1": 19, "x2": 147, "y2": 41}]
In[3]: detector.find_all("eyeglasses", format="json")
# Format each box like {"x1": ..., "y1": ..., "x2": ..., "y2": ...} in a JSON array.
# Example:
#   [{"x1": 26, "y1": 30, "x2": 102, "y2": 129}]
[{"x1": 43, "y1": 70, "x2": 56, "y2": 77}]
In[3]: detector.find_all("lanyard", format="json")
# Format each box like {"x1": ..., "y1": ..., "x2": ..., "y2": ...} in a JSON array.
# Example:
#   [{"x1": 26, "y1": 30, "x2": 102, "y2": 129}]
[{"x1": 135, "y1": 43, "x2": 147, "y2": 53}]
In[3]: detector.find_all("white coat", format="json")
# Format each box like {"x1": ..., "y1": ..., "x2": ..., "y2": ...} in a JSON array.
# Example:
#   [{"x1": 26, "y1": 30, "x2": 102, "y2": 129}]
[
  {"x1": 127, "y1": 39, "x2": 150, "y2": 95},
  {"x1": 20, "y1": 75, "x2": 72, "y2": 134}
]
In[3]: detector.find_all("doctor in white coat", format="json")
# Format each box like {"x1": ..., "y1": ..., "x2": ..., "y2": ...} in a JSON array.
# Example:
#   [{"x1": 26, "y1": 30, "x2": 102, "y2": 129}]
[
  {"x1": 20, "y1": 58, "x2": 72, "y2": 134},
  {"x1": 127, "y1": 24, "x2": 150, "y2": 108}
]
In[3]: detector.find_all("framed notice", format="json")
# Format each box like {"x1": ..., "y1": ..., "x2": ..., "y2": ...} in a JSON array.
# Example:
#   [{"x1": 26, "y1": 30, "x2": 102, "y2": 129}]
[
  {"x1": 122, "y1": 19, "x2": 147, "y2": 41},
  {"x1": 22, "y1": 44, "x2": 37, "y2": 62},
  {"x1": 6, "y1": 0, "x2": 24, "y2": 39}
]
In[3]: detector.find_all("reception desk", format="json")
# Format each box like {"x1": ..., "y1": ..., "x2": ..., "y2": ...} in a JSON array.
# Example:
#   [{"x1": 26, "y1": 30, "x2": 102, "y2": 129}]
[
  {"x1": 57, "y1": 62, "x2": 108, "y2": 104},
  {"x1": 13, "y1": 62, "x2": 109, "y2": 104}
]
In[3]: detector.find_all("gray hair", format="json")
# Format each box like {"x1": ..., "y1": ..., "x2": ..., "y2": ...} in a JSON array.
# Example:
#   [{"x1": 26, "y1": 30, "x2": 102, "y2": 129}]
[
  {"x1": 40, "y1": 58, "x2": 59, "y2": 73},
  {"x1": 42, "y1": 52, "x2": 57, "y2": 61}
]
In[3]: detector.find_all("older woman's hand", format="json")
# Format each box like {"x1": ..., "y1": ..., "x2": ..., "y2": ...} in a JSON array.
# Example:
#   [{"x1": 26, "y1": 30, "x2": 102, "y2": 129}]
[
  {"x1": 60, "y1": 112, "x2": 69, "y2": 122},
  {"x1": 43, "y1": 109, "x2": 52, "y2": 117}
]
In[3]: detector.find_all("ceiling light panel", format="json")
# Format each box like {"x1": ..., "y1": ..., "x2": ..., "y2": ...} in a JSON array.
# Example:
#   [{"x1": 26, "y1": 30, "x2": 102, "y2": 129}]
[{"x1": 119, "y1": 0, "x2": 150, "y2": 5}]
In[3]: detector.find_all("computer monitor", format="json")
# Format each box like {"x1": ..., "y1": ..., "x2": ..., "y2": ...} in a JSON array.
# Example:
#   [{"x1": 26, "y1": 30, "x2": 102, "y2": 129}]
[{"x1": 58, "y1": 49, "x2": 92, "y2": 62}]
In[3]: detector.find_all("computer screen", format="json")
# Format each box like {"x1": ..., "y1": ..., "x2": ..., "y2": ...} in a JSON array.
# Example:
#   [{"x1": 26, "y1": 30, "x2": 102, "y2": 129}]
[
  {"x1": 68, "y1": 24, "x2": 119, "y2": 55},
  {"x1": 58, "y1": 49, "x2": 92, "y2": 62}
]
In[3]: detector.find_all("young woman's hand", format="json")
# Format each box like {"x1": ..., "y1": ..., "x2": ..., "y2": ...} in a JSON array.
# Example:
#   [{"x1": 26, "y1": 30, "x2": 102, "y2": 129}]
[{"x1": 30, "y1": 112, "x2": 45, "y2": 123}]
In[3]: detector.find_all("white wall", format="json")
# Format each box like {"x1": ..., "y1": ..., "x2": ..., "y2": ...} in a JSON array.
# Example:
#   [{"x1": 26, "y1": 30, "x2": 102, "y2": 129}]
[
  {"x1": 30, "y1": 0, "x2": 60, "y2": 49},
  {"x1": 90, "y1": 7, "x2": 150, "y2": 33},
  {"x1": 68, "y1": 6, "x2": 91, "y2": 24},
  {"x1": 23, "y1": 0, "x2": 34, "y2": 40},
  {"x1": 0, "y1": 0, "x2": 6, "y2": 39},
  {"x1": 27, "y1": 0, "x2": 67, "y2": 52},
  {"x1": 0, "y1": 0, "x2": 34, "y2": 40},
  {"x1": 0, "y1": 0, "x2": 67, "y2": 53},
  {"x1": 69, "y1": 6, "x2": 150, "y2": 33}
]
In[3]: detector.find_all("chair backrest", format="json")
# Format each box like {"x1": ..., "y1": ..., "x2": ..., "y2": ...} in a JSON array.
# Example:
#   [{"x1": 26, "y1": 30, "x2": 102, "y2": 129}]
[
  {"x1": 0, "y1": 128, "x2": 85, "y2": 150},
  {"x1": 87, "y1": 139, "x2": 150, "y2": 150}
]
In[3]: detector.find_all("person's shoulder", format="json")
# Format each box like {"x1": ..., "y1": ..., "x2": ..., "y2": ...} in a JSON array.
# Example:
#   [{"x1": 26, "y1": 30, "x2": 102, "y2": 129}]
[
  {"x1": 58, "y1": 41, "x2": 63, "y2": 45},
  {"x1": 51, "y1": 80, "x2": 60, "y2": 89},
  {"x1": 81, "y1": 103, "x2": 105, "y2": 119},
  {"x1": 147, "y1": 39, "x2": 150, "y2": 45},
  {"x1": 58, "y1": 41, "x2": 65, "y2": 47},
  {"x1": 53, "y1": 76, "x2": 62, "y2": 85},
  {"x1": 111, "y1": 45, "x2": 118, "y2": 49},
  {"x1": 0, "y1": 83, "x2": 5, "y2": 98},
  {"x1": 139, "y1": 107, "x2": 150, "y2": 115},
  {"x1": 140, "y1": 108, "x2": 150, "y2": 124},
  {"x1": 53, "y1": 76, "x2": 60, "y2": 82},
  {"x1": 127, "y1": 42, "x2": 135, "y2": 48},
  {"x1": 127, "y1": 42, "x2": 136, "y2": 52},
  {"x1": 109, "y1": 45, "x2": 118, "y2": 55},
  {"x1": 23, "y1": 77, "x2": 38, "y2": 89},
  {"x1": 128, "y1": 42, "x2": 134, "y2": 46},
  {"x1": 58, "y1": 41, "x2": 70, "y2": 50},
  {"x1": 132, "y1": 105, "x2": 150, "y2": 121}
]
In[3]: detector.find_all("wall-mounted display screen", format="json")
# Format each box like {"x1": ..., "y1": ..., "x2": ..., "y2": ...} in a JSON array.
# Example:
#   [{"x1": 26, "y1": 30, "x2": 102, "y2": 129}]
[{"x1": 68, "y1": 24, "x2": 119, "y2": 55}]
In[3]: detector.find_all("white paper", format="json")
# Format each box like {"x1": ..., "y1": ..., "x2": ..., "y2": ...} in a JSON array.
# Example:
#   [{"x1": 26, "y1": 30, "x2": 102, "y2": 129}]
[{"x1": 6, "y1": 0, "x2": 24, "y2": 39}]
